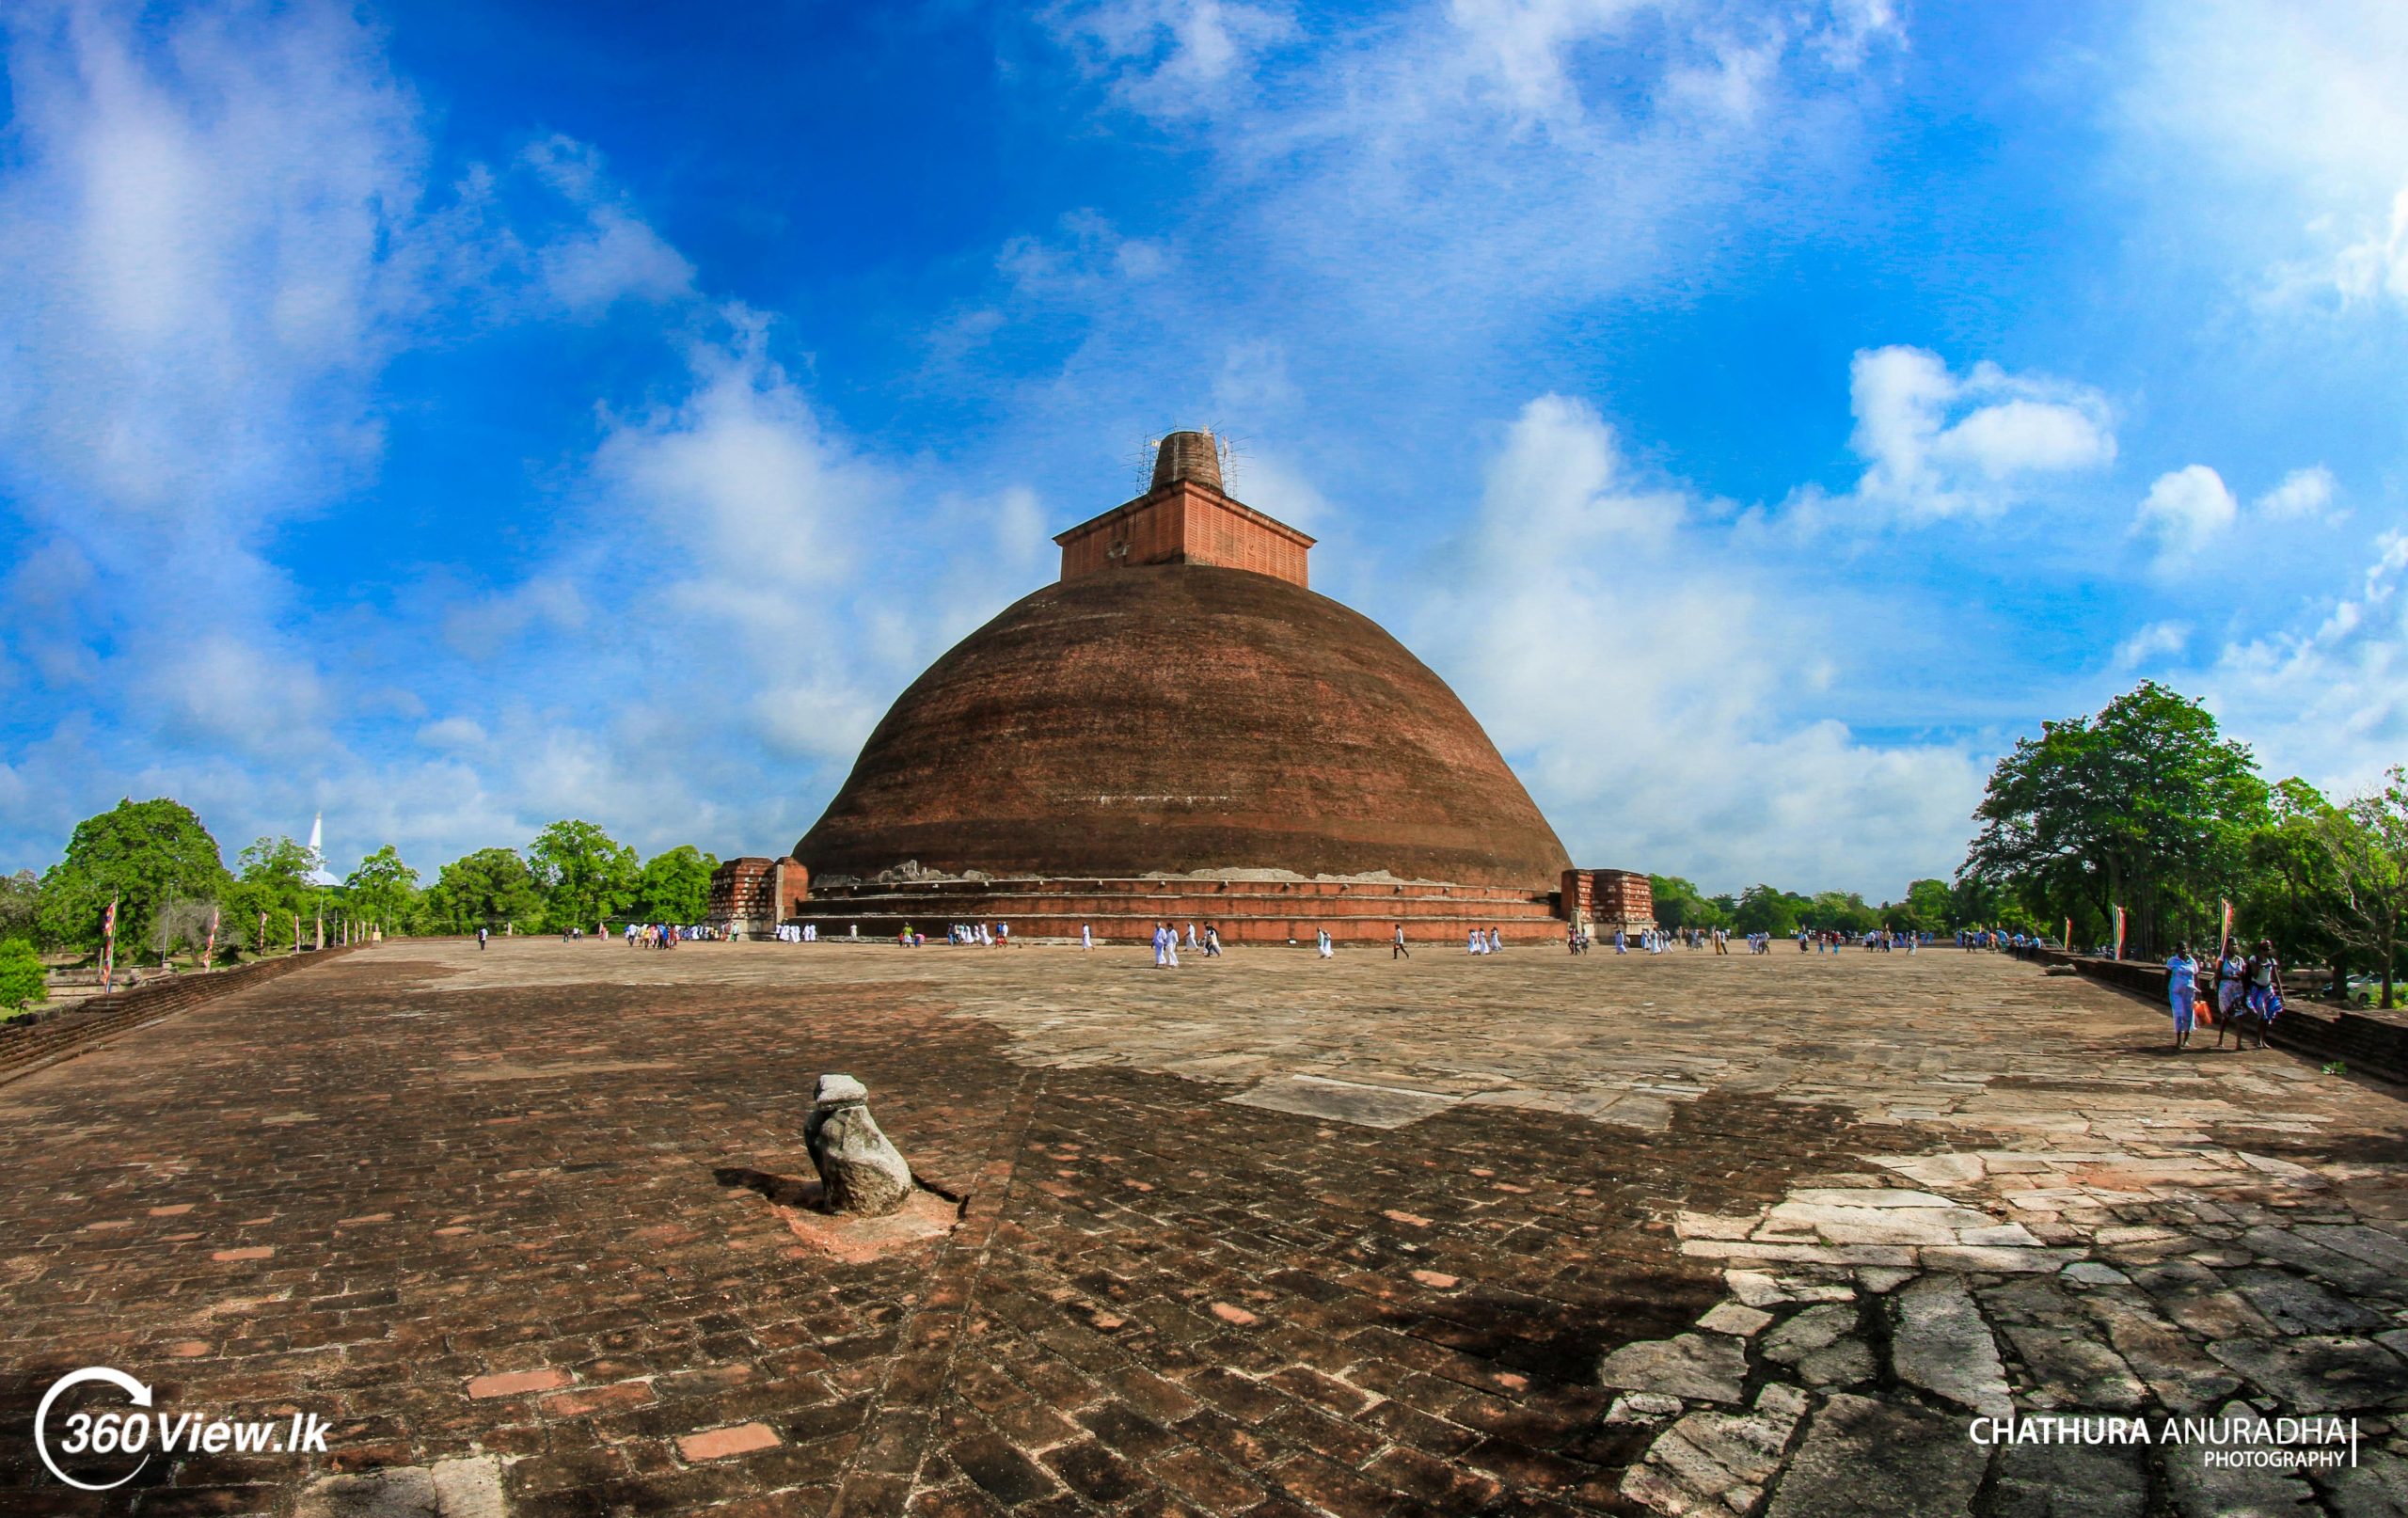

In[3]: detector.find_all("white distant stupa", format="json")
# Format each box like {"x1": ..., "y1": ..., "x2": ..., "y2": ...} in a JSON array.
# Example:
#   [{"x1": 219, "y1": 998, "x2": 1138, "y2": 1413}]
[{"x1": 306, "y1": 813, "x2": 341, "y2": 887}]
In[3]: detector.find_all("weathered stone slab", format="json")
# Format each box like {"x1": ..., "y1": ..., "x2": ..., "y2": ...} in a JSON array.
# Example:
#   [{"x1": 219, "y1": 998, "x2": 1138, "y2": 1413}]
[
  {"x1": 2241, "y1": 1225, "x2": 2392, "y2": 1296},
  {"x1": 2077, "y1": 1295, "x2": 2240, "y2": 1414},
  {"x1": 1988, "y1": 1441, "x2": 2147, "y2": 1518},
  {"x1": 2002, "y1": 1324, "x2": 2147, "y2": 1412},
  {"x1": 1623, "y1": 1384, "x2": 1809, "y2": 1518},
  {"x1": 1756, "y1": 1199, "x2": 2000, "y2": 1246},
  {"x1": 1892, "y1": 1275, "x2": 2010, "y2": 1418},
  {"x1": 1925, "y1": 1244, "x2": 2081, "y2": 1273},
  {"x1": 1762, "y1": 1303, "x2": 1856, "y2": 1365},
  {"x1": 2207, "y1": 1335, "x2": 2408, "y2": 1413},
  {"x1": 1697, "y1": 1302, "x2": 1772, "y2": 1336},
  {"x1": 1764, "y1": 1393, "x2": 1986, "y2": 1518},
  {"x1": 2227, "y1": 1268, "x2": 2387, "y2": 1336},
  {"x1": 2297, "y1": 1224, "x2": 2408, "y2": 1274},
  {"x1": 2316, "y1": 1447, "x2": 2408, "y2": 1518},
  {"x1": 1223, "y1": 1074, "x2": 1460, "y2": 1129},
  {"x1": 1599, "y1": 1332, "x2": 1749, "y2": 1404}
]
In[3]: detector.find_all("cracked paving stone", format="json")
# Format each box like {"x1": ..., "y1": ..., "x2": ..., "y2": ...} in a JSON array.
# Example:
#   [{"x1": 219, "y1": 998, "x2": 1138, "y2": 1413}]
[
  {"x1": 2001, "y1": 1324, "x2": 2148, "y2": 1412},
  {"x1": 2206, "y1": 1335, "x2": 2408, "y2": 1413},
  {"x1": 1622, "y1": 1384, "x2": 1809, "y2": 1518},
  {"x1": 1988, "y1": 1441, "x2": 2147, "y2": 1518},
  {"x1": 1763, "y1": 1393, "x2": 1986, "y2": 1518},
  {"x1": 1892, "y1": 1275, "x2": 2011, "y2": 1419}
]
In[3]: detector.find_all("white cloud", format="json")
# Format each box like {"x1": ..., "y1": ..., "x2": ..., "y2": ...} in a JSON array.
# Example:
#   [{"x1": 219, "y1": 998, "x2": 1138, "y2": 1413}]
[
  {"x1": 2255, "y1": 465, "x2": 2338, "y2": 522},
  {"x1": 2113, "y1": 620, "x2": 2191, "y2": 670},
  {"x1": 1044, "y1": 0, "x2": 1299, "y2": 115},
  {"x1": 515, "y1": 136, "x2": 696, "y2": 313},
  {"x1": 595, "y1": 311, "x2": 885, "y2": 608},
  {"x1": 2133, "y1": 465, "x2": 2239, "y2": 568},
  {"x1": 1841, "y1": 346, "x2": 2116, "y2": 522},
  {"x1": 441, "y1": 578, "x2": 589, "y2": 659},
  {"x1": 1418, "y1": 393, "x2": 1986, "y2": 897},
  {"x1": 2200, "y1": 529, "x2": 2408, "y2": 796},
  {"x1": 2128, "y1": 0, "x2": 2408, "y2": 312}
]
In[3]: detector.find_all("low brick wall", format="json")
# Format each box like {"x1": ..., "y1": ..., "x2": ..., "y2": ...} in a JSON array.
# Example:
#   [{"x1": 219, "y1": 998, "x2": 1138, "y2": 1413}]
[
  {"x1": 2031, "y1": 947, "x2": 2407, "y2": 1083},
  {"x1": 0, "y1": 944, "x2": 366, "y2": 1086}
]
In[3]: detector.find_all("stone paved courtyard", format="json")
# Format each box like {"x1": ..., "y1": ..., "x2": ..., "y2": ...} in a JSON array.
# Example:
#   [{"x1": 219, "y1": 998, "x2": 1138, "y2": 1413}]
[{"x1": 4, "y1": 940, "x2": 2407, "y2": 1517}]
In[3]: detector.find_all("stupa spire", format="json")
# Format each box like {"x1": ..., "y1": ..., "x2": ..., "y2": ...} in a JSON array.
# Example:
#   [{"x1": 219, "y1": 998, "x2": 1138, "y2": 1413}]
[{"x1": 1149, "y1": 430, "x2": 1223, "y2": 493}]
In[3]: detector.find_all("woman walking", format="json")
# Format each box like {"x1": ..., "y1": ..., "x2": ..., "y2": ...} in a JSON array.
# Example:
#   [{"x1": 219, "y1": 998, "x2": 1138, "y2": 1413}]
[{"x1": 2165, "y1": 941, "x2": 2199, "y2": 1051}]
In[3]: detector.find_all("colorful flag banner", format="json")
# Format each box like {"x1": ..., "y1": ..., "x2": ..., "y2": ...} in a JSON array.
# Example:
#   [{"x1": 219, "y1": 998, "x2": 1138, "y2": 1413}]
[
  {"x1": 102, "y1": 894, "x2": 119, "y2": 992},
  {"x1": 2064, "y1": 916, "x2": 2073, "y2": 953},
  {"x1": 2219, "y1": 898, "x2": 2234, "y2": 958},
  {"x1": 205, "y1": 907, "x2": 219, "y2": 971},
  {"x1": 2112, "y1": 905, "x2": 2128, "y2": 960}
]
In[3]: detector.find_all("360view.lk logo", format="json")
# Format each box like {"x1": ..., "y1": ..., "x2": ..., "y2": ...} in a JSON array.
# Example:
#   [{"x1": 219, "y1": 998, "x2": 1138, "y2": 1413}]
[{"x1": 35, "y1": 1367, "x2": 329, "y2": 1491}]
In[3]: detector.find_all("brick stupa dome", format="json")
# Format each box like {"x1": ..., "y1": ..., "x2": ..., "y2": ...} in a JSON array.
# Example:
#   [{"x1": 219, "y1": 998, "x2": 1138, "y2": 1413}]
[{"x1": 783, "y1": 432, "x2": 1584, "y2": 942}]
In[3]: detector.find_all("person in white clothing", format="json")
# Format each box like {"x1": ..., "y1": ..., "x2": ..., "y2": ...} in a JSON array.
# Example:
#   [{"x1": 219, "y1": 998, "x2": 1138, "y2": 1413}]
[
  {"x1": 1081, "y1": 924, "x2": 1093, "y2": 950},
  {"x1": 1317, "y1": 929, "x2": 1333, "y2": 958}
]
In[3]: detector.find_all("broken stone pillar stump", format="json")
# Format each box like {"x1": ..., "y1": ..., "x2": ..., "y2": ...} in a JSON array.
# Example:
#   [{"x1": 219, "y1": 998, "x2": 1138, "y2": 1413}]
[{"x1": 804, "y1": 1073, "x2": 914, "y2": 1216}]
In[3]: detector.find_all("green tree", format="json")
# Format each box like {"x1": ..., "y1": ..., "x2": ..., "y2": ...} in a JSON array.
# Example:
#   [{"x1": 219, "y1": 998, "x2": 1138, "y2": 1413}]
[
  {"x1": 1894, "y1": 878, "x2": 1956, "y2": 935},
  {"x1": 2238, "y1": 779, "x2": 2348, "y2": 989},
  {"x1": 232, "y1": 835, "x2": 321, "y2": 950},
  {"x1": 0, "y1": 869, "x2": 36, "y2": 943},
  {"x1": 528, "y1": 820, "x2": 639, "y2": 930},
  {"x1": 2313, "y1": 767, "x2": 2408, "y2": 1009},
  {"x1": 638, "y1": 846, "x2": 719, "y2": 925},
  {"x1": 36, "y1": 799, "x2": 231, "y2": 954},
  {"x1": 1731, "y1": 884, "x2": 1810, "y2": 937},
  {"x1": 1807, "y1": 890, "x2": 1879, "y2": 934},
  {"x1": 426, "y1": 847, "x2": 544, "y2": 933},
  {"x1": 344, "y1": 845, "x2": 420, "y2": 934},
  {"x1": 1960, "y1": 682, "x2": 2271, "y2": 957},
  {"x1": 0, "y1": 937, "x2": 46, "y2": 1012}
]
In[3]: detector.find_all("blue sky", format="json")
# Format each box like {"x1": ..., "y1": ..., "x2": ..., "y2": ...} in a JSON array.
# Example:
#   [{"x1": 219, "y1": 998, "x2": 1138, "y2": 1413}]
[{"x1": 2, "y1": 0, "x2": 2404, "y2": 899}]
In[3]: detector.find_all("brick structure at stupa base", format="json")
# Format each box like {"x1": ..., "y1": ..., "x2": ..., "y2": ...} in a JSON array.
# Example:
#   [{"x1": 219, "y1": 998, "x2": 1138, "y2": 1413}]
[
  {"x1": 782, "y1": 873, "x2": 1567, "y2": 945},
  {"x1": 757, "y1": 430, "x2": 1648, "y2": 947},
  {"x1": 705, "y1": 855, "x2": 809, "y2": 938}
]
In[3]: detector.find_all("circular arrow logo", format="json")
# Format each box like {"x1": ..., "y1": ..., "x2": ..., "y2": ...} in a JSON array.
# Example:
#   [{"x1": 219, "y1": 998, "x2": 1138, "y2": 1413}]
[{"x1": 35, "y1": 1366, "x2": 154, "y2": 1491}]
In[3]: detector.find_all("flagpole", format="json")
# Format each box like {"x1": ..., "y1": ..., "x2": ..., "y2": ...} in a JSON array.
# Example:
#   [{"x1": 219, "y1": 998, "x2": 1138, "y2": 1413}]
[{"x1": 205, "y1": 907, "x2": 219, "y2": 972}]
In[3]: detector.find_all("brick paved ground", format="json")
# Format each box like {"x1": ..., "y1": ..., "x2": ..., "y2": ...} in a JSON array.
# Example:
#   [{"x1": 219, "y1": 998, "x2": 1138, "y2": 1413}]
[{"x1": 3, "y1": 940, "x2": 2405, "y2": 1516}]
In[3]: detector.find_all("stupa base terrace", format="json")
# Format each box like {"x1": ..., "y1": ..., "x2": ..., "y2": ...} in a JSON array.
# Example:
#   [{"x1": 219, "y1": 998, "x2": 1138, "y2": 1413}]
[
  {"x1": 786, "y1": 872, "x2": 1568, "y2": 944},
  {"x1": 709, "y1": 861, "x2": 1656, "y2": 943}
]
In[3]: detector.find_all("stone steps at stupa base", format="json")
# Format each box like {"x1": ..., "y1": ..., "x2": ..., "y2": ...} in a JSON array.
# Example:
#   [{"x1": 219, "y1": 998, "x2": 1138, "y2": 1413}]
[{"x1": 784, "y1": 878, "x2": 1572, "y2": 944}]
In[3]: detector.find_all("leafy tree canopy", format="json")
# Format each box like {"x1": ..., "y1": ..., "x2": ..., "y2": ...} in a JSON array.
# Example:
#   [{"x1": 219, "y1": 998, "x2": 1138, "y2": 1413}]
[
  {"x1": 528, "y1": 820, "x2": 639, "y2": 930},
  {"x1": 1961, "y1": 681, "x2": 2270, "y2": 957},
  {"x1": 344, "y1": 845, "x2": 420, "y2": 930},
  {"x1": 36, "y1": 799, "x2": 230, "y2": 953},
  {"x1": 638, "y1": 846, "x2": 719, "y2": 925},
  {"x1": 426, "y1": 847, "x2": 544, "y2": 933},
  {"x1": 0, "y1": 936, "x2": 45, "y2": 1011},
  {"x1": 0, "y1": 869, "x2": 37, "y2": 943}
]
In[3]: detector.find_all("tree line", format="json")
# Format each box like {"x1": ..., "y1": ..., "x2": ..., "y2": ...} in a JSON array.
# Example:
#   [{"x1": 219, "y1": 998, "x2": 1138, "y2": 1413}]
[
  {"x1": 1958, "y1": 682, "x2": 2405, "y2": 1007},
  {"x1": 1, "y1": 801, "x2": 724, "y2": 965},
  {"x1": 1644, "y1": 875, "x2": 1996, "y2": 941}
]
